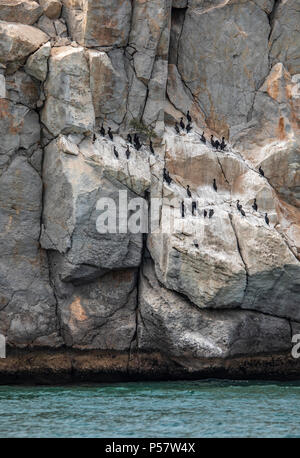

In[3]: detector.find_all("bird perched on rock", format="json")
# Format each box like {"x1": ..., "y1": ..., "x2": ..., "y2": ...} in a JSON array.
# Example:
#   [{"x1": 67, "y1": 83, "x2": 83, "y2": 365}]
[
  {"x1": 187, "y1": 185, "x2": 192, "y2": 198},
  {"x1": 192, "y1": 201, "x2": 197, "y2": 216},
  {"x1": 252, "y1": 198, "x2": 258, "y2": 211},
  {"x1": 213, "y1": 179, "x2": 217, "y2": 192},
  {"x1": 237, "y1": 200, "x2": 242, "y2": 212},
  {"x1": 265, "y1": 213, "x2": 270, "y2": 226},
  {"x1": 180, "y1": 117, "x2": 185, "y2": 130},
  {"x1": 92, "y1": 133, "x2": 96, "y2": 143},
  {"x1": 259, "y1": 166, "x2": 265, "y2": 177},
  {"x1": 126, "y1": 146, "x2": 130, "y2": 159},
  {"x1": 200, "y1": 132, "x2": 206, "y2": 144},
  {"x1": 175, "y1": 122, "x2": 180, "y2": 134},
  {"x1": 127, "y1": 133, "x2": 132, "y2": 144},
  {"x1": 204, "y1": 209, "x2": 207, "y2": 218},
  {"x1": 113, "y1": 146, "x2": 119, "y2": 159},
  {"x1": 108, "y1": 127, "x2": 113, "y2": 141},
  {"x1": 187, "y1": 110, "x2": 192, "y2": 123},
  {"x1": 163, "y1": 168, "x2": 172, "y2": 185},
  {"x1": 209, "y1": 209, "x2": 214, "y2": 218},
  {"x1": 220, "y1": 137, "x2": 226, "y2": 151},
  {"x1": 150, "y1": 140, "x2": 155, "y2": 155},
  {"x1": 181, "y1": 201, "x2": 185, "y2": 218},
  {"x1": 214, "y1": 139, "x2": 220, "y2": 150},
  {"x1": 193, "y1": 240, "x2": 199, "y2": 248},
  {"x1": 240, "y1": 208, "x2": 246, "y2": 217},
  {"x1": 210, "y1": 135, "x2": 215, "y2": 148},
  {"x1": 186, "y1": 123, "x2": 192, "y2": 133},
  {"x1": 100, "y1": 124, "x2": 105, "y2": 137}
]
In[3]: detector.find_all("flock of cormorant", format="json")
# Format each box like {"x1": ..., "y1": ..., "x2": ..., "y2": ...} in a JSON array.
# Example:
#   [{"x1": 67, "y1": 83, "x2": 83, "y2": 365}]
[{"x1": 93, "y1": 110, "x2": 270, "y2": 226}]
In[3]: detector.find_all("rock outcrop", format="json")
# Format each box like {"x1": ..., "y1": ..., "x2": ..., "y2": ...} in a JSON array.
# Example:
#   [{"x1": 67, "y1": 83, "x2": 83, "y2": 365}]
[{"x1": 0, "y1": 0, "x2": 300, "y2": 383}]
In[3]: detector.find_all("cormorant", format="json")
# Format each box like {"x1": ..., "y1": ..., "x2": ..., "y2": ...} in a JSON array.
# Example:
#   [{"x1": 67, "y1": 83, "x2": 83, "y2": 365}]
[
  {"x1": 92, "y1": 133, "x2": 96, "y2": 143},
  {"x1": 240, "y1": 208, "x2": 246, "y2": 217},
  {"x1": 166, "y1": 172, "x2": 172, "y2": 185},
  {"x1": 209, "y1": 209, "x2": 214, "y2": 218},
  {"x1": 134, "y1": 133, "x2": 139, "y2": 144},
  {"x1": 150, "y1": 140, "x2": 155, "y2": 155},
  {"x1": 252, "y1": 198, "x2": 258, "y2": 211},
  {"x1": 210, "y1": 135, "x2": 215, "y2": 148},
  {"x1": 259, "y1": 166, "x2": 265, "y2": 177},
  {"x1": 213, "y1": 179, "x2": 217, "y2": 192},
  {"x1": 187, "y1": 110, "x2": 192, "y2": 123},
  {"x1": 100, "y1": 124, "x2": 105, "y2": 137},
  {"x1": 175, "y1": 122, "x2": 180, "y2": 134},
  {"x1": 204, "y1": 209, "x2": 207, "y2": 218},
  {"x1": 180, "y1": 117, "x2": 185, "y2": 130},
  {"x1": 108, "y1": 127, "x2": 113, "y2": 141},
  {"x1": 220, "y1": 137, "x2": 226, "y2": 151},
  {"x1": 200, "y1": 132, "x2": 206, "y2": 144},
  {"x1": 214, "y1": 139, "x2": 220, "y2": 150},
  {"x1": 127, "y1": 134, "x2": 132, "y2": 144},
  {"x1": 193, "y1": 240, "x2": 199, "y2": 248},
  {"x1": 192, "y1": 201, "x2": 197, "y2": 216},
  {"x1": 113, "y1": 146, "x2": 119, "y2": 159},
  {"x1": 126, "y1": 146, "x2": 130, "y2": 159},
  {"x1": 181, "y1": 201, "x2": 185, "y2": 218},
  {"x1": 265, "y1": 213, "x2": 270, "y2": 225},
  {"x1": 187, "y1": 185, "x2": 192, "y2": 198},
  {"x1": 186, "y1": 123, "x2": 192, "y2": 133},
  {"x1": 237, "y1": 200, "x2": 242, "y2": 212}
]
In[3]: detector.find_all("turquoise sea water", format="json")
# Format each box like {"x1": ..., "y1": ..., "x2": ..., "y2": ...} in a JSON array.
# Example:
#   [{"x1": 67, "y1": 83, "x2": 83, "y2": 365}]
[{"x1": 0, "y1": 380, "x2": 300, "y2": 437}]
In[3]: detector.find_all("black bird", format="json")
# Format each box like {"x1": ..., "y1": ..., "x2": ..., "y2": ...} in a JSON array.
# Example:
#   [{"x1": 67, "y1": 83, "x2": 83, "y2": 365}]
[
  {"x1": 265, "y1": 213, "x2": 270, "y2": 226},
  {"x1": 166, "y1": 172, "x2": 172, "y2": 185},
  {"x1": 135, "y1": 141, "x2": 142, "y2": 151},
  {"x1": 215, "y1": 139, "x2": 220, "y2": 150},
  {"x1": 210, "y1": 135, "x2": 215, "y2": 148},
  {"x1": 175, "y1": 122, "x2": 180, "y2": 134},
  {"x1": 240, "y1": 208, "x2": 246, "y2": 217},
  {"x1": 150, "y1": 140, "x2": 155, "y2": 155},
  {"x1": 220, "y1": 137, "x2": 226, "y2": 151},
  {"x1": 194, "y1": 240, "x2": 199, "y2": 248},
  {"x1": 252, "y1": 198, "x2": 258, "y2": 212},
  {"x1": 180, "y1": 117, "x2": 185, "y2": 130},
  {"x1": 192, "y1": 201, "x2": 197, "y2": 216},
  {"x1": 113, "y1": 146, "x2": 119, "y2": 159},
  {"x1": 134, "y1": 133, "x2": 139, "y2": 144},
  {"x1": 213, "y1": 179, "x2": 217, "y2": 192},
  {"x1": 187, "y1": 110, "x2": 192, "y2": 123},
  {"x1": 127, "y1": 134, "x2": 132, "y2": 144},
  {"x1": 181, "y1": 201, "x2": 185, "y2": 218},
  {"x1": 200, "y1": 132, "x2": 206, "y2": 144},
  {"x1": 204, "y1": 209, "x2": 207, "y2": 218},
  {"x1": 237, "y1": 200, "x2": 242, "y2": 212},
  {"x1": 100, "y1": 124, "x2": 105, "y2": 137},
  {"x1": 186, "y1": 123, "x2": 192, "y2": 133},
  {"x1": 126, "y1": 146, "x2": 130, "y2": 159},
  {"x1": 187, "y1": 185, "x2": 192, "y2": 198},
  {"x1": 163, "y1": 168, "x2": 170, "y2": 184},
  {"x1": 92, "y1": 133, "x2": 96, "y2": 143},
  {"x1": 108, "y1": 127, "x2": 113, "y2": 141},
  {"x1": 209, "y1": 209, "x2": 214, "y2": 218},
  {"x1": 259, "y1": 166, "x2": 265, "y2": 177}
]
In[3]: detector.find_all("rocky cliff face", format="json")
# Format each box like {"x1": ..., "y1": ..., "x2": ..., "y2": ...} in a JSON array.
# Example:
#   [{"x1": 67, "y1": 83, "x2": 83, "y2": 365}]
[{"x1": 0, "y1": 0, "x2": 300, "y2": 383}]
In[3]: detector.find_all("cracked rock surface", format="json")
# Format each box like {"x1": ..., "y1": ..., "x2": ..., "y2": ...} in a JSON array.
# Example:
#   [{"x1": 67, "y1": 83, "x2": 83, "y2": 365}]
[{"x1": 0, "y1": 0, "x2": 300, "y2": 381}]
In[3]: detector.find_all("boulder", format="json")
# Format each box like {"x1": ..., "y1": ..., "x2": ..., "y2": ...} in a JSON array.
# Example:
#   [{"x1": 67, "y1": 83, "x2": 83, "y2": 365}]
[
  {"x1": 25, "y1": 41, "x2": 51, "y2": 82},
  {"x1": 0, "y1": 21, "x2": 48, "y2": 63},
  {"x1": 0, "y1": 0, "x2": 42, "y2": 25}
]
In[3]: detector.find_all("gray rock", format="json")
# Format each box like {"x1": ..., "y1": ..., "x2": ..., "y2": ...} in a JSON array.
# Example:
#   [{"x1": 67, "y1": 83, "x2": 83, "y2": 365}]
[
  {"x1": 0, "y1": 0, "x2": 42, "y2": 25},
  {"x1": 25, "y1": 42, "x2": 51, "y2": 82}
]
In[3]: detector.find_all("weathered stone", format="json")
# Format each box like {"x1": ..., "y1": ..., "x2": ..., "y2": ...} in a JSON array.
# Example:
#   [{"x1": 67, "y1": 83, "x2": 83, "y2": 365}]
[
  {"x1": 40, "y1": 135, "x2": 148, "y2": 282},
  {"x1": 177, "y1": 1, "x2": 270, "y2": 135},
  {"x1": 36, "y1": 14, "x2": 56, "y2": 37},
  {"x1": 25, "y1": 41, "x2": 51, "y2": 82},
  {"x1": 87, "y1": 49, "x2": 128, "y2": 124},
  {"x1": 40, "y1": 0, "x2": 62, "y2": 19},
  {"x1": 53, "y1": 268, "x2": 137, "y2": 350},
  {"x1": 42, "y1": 46, "x2": 95, "y2": 136},
  {"x1": 269, "y1": 0, "x2": 300, "y2": 75},
  {"x1": 62, "y1": 0, "x2": 132, "y2": 47},
  {"x1": 0, "y1": 21, "x2": 49, "y2": 63},
  {"x1": 0, "y1": 156, "x2": 61, "y2": 347},
  {"x1": 138, "y1": 259, "x2": 291, "y2": 366},
  {"x1": 0, "y1": 0, "x2": 42, "y2": 25},
  {"x1": 5, "y1": 70, "x2": 40, "y2": 108}
]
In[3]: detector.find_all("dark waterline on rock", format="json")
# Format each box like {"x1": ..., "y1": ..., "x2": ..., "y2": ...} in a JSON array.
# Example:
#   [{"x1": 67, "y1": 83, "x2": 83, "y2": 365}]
[{"x1": 0, "y1": 380, "x2": 300, "y2": 438}]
